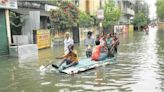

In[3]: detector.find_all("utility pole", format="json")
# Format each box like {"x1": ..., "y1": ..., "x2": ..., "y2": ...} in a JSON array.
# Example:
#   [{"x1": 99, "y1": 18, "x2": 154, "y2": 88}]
[
  {"x1": 99, "y1": 0, "x2": 103, "y2": 34},
  {"x1": 100, "y1": 0, "x2": 102, "y2": 8}
]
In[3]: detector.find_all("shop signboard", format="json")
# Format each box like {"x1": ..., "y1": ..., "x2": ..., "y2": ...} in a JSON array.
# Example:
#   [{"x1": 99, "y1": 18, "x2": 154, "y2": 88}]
[
  {"x1": 0, "y1": 0, "x2": 17, "y2": 9},
  {"x1": 129, "y1": 25, "x2": 134, "y2": 32},
  {"x1": 34, "y1": 29, "x2": 51, "y2": 49},
  {"x1": 97, "y1": 9, "x2": 104, "y2": 20}
]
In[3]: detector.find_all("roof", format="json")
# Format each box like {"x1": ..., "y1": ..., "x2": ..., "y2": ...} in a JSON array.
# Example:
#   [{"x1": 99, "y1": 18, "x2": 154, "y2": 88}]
[{"x1": 11, "y1": 7, "x2": 49, "y2": 16}]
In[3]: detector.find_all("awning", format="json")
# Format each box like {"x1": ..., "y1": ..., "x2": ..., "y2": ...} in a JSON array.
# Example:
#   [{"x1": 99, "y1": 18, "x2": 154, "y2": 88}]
[{"x1": 11, "y1": 8, "x2": 49, "y2": 17}]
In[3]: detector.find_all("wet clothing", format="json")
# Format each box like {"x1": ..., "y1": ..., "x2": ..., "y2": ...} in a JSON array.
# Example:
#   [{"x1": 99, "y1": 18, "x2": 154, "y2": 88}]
[
  {"x1": 64, "y1": 59, "x2": 78, "y2": 65},
  {"x1": 99, "y1": 53, "x2": 108, "y2": 61},
  {"x1": 84, "y1": 38, "x2": 94, "y2": 47},
  {"x1": 59, "y1": 59, "x2": 78, "y2": 70},
  {"x1": 112, "y1": 37, "x2": 119, "y2": 53},
  {"x1": 107, "y1": 38, "x2": 113, "y2": 48},
  {"x1": 91, "y1": 45, "x2": 108, "y2": 61},
  {"x1": 100, "y1": 38, "x2": 106, "y2": 46},
  {"x1": 84, "y1": 37, "x2": 94, "y2": 57},
  {"x1": 86, "y1": 50, "x2": 92, "y2": 58},
  {"x1": 59, "y1": 50, "x2": 79, "y2": 70},
  {"x1": 63, "y1": 50, "x2": 78, "y2": 63},
  {"x1": 91, "y1": 45, "x2": 102, "y2": 61}
]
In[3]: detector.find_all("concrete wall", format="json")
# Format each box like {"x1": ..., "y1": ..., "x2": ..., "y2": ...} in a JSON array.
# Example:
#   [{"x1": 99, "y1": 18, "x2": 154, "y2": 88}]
[
  {"x1": 22, "y1": 11, "x2": 40, "y2": 44},
  {"x1": 22, "y1": 15, "x2": 31, "y2": 43},
  {"x1": 9, "y1": 44, "x2": 38, "y2": 60}
]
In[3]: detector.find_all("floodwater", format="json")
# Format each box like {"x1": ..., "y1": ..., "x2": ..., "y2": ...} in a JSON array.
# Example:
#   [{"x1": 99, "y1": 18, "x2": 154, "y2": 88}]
[{"x1": 0, "y1": 27, "x2": 164, "y2": 92}]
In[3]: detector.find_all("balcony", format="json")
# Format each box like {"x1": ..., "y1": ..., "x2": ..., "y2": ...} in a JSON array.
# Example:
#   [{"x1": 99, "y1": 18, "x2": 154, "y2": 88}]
[
  {"x1": 122, "y1": 8, "x2": 135, "y2": 16},
  {"x1": 126, "y1": 0, "x2": 135, "y2": 4}
]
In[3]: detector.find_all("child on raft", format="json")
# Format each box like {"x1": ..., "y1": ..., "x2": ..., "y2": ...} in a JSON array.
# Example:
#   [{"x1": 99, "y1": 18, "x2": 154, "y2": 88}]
[{"x1": 55, "y1": 44, "x2": 79, "y2": 70}]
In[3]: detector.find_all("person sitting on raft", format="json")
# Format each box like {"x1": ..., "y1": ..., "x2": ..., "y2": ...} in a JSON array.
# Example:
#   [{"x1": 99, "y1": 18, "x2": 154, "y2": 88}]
[
  {"x1": 91, "y1": 40, "x2": 108, "y2": 61},
  {"x1": 55, "y1": 44, "x2": 79, "y2": 70}
]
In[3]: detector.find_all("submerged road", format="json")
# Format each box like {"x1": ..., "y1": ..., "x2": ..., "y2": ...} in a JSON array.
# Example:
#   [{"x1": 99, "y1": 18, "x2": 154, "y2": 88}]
[{"x1": 0, "y1": 27, "x2": 164, "y2": 92}]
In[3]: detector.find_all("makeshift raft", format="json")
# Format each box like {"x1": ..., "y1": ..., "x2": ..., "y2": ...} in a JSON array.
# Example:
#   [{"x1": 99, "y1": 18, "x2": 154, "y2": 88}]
[{"x1": 58, "y1": 57, "x2": 116, "y2": 74}]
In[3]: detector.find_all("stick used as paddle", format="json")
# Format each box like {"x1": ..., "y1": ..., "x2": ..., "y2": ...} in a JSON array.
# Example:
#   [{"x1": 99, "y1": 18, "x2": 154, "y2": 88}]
[{"x1": 52, "y1": 64, "x2": 59, "y2": 69}]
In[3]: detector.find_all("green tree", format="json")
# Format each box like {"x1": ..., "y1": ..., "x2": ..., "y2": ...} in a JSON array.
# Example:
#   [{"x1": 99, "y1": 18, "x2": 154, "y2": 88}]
[
  {"x1": 102, "y1": 0, "x2": 121, "y2": 29},
  {"x1": 133, "y1": 12, "x2": 149, "y2": 31},
  {"x1": 49, "y1": 1, "x2": 79, "y2": 31},
  {"x1": 10, "y1": 11, "x2": 25, "y2": 35},
  {"x1": 156, "y1": 0, "x2": 164, "y2": 21},
  {"x1": 78, "y1": 11, "x2": 94, "y2": 28}
]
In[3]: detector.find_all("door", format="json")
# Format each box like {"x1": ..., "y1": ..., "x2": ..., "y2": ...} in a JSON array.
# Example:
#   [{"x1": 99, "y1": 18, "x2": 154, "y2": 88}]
[
  {"x1": 72, "y1": 26, "x2": 80, "y2": 43},
  {"x1": 0, "y1": 10, "x2": 9, "y2": 55}
]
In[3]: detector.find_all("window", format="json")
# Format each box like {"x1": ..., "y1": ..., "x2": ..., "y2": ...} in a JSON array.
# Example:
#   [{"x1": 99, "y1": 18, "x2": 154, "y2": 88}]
[{"x1": 75, "y1": 0, "x2": 79, "y2": 7}]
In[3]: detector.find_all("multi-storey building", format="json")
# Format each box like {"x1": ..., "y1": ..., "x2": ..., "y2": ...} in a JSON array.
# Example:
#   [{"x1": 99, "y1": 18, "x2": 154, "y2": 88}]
[
  {"x1": 117, "y1": 0, "x2": 135, "y2": 24},
  {"x1": 71, "y1": 0, "x2": 106, "y2": 16},
  {"x1": 135, "y1": 0, "x2": 149, "y2": 17},
  {"x1": 72, "y1": 0, "x2": 136, "y2": 24}
]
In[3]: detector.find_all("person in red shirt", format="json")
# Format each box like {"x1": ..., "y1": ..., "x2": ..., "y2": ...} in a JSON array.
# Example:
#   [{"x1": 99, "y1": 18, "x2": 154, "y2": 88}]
[{"x1": 91, "y1": 40, "x2": 108, "y2": 61}]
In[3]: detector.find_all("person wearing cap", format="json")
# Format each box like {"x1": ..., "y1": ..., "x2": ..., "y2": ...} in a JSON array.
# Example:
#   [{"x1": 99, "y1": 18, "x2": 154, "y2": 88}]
[
  {"x1": 56, "y1": 44, "x2": 79, "y2": 70},
  {"x1": 84, "y1": 31, "x2": 95, "y2": 57},
  {"x1": 64, "y1": 32, "x2": 74, "y2": 55}
]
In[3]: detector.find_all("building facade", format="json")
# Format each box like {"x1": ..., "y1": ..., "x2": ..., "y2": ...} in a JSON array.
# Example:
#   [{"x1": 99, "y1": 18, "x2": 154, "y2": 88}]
[
  {"x1": 71, "y1": 0, "x2": 106, "y2": 16},
  {"x1": 0, "y1": 0, "x2": 17, "y2": 55},
  {"x1": 11, "y1": 1, "x2": 57, "y2": 43},
  {"x1": 117, "y1": 0, "x2": 135, "y2": 24},
  {"x1": 135, "y1": 0, "x2": 149, "y2": 17},
  {"x1": 72, "y1": 0, "x2": 135, "y2": 24}
]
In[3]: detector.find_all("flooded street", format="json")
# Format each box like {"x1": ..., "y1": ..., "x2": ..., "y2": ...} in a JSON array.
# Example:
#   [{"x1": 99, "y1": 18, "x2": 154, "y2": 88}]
[{"x1": 0, "y1": 27, "x2": 164, "y2": 92}]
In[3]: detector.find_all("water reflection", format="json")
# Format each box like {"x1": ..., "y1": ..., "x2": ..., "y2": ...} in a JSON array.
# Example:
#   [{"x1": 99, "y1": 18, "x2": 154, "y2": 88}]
[
  {"x1": 1, "y1": 27, "x2": 164, "y2": 92},
  {"x1": 130, "y1": 27, "x2": 160, "y2": 92}
]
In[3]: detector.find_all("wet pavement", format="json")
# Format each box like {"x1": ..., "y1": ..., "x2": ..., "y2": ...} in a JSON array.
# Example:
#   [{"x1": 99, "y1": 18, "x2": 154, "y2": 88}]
[{"x1": 0, "y1": 27, "x2": 164, "y2": 92}]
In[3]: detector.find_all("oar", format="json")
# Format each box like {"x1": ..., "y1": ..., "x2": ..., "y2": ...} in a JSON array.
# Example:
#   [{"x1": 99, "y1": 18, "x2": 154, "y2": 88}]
[
  {"x1": 52, "y1": 64, "x2": 59, "y2": 69},
  {"x1": 40, "y1": 62, "x2": 53, "y2": 71},
  {"x1": 40, "y1": 59, "x2": 57, "y2": 70}
]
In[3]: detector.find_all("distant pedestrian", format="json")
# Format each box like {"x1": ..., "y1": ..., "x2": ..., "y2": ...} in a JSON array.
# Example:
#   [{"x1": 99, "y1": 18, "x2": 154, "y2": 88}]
[
  {"x1": 144, "y1": 25, "x2": 149, "y2": 34},
  {"x1": 64, "y1": 32, "x2": 74, "y2": 55}
]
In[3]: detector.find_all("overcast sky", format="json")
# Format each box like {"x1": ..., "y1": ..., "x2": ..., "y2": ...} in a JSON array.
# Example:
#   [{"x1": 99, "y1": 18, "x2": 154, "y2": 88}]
[{"x1": 145, "y1": 0, "x2": 157, "y2": 19}]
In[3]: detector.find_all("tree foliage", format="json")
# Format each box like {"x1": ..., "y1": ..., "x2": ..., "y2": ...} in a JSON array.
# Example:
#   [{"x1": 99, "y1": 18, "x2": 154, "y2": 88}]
[
  {"x1": 78, "y1": 12, "x2": 94, "y2": 28},
  {"x1": 10, "y1": 11, "x2": 25, "y2": 35},
  {"x1": 156, "y1": 0, "x2": 164, "y2": 21},
  {"x1": 133, "y1": 12, "x2": 149, "y2": 26},
  {"x1": 49, "y1": 1, "x2": 79, "y2": 30},
  {"x1": 102, "y1": 0, "x2": 121, "y2": 28}
]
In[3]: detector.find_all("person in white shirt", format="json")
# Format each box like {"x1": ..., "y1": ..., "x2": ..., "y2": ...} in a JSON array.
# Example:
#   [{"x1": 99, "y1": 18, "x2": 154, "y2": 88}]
[
  {"x1": 64, "y1": 32, "x2": 74, "y2": 55},
  {"x1": 84, "y1": 31, "x2": 94, "y2": 57}
]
